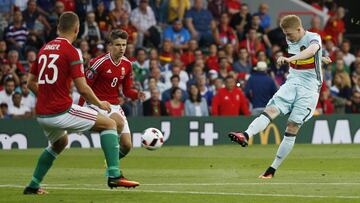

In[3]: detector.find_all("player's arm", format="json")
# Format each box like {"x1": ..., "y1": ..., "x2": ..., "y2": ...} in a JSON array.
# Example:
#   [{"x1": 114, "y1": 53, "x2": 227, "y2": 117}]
[
  {"x1": 278, "y1": 43, "x2": 320, "y2": 65},
  {"x1": 27, "y1": 73, "x2": 38, "y2": 96},
  {"x1": 122, "y1": 68, "x2": 145, "y2": 101},
  {"x1": 73, "y1": 77, "x2": 111, "y2": 112},
  {"x1": 321, "y1": 56, "x2": 332, "y2": 64}
]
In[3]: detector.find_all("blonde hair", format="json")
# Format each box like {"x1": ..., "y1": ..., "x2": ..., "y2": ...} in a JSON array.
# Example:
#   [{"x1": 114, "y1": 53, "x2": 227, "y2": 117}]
[{"x1": 280, "y1": 15, "x2": 302, "y2": 29}]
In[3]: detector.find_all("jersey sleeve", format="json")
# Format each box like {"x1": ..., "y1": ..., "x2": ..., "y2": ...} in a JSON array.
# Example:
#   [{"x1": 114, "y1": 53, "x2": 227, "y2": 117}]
[
  {"x1": 68, "y1": 47, "x2": 85, "y2": 79},
  {"x1": 85, "y1": 58, "x2": 100, "y2": 87},
  {"x1": 122, "y1": 62, "x2": 138, "y2": 100},
  {"x1": 309, "y1": 33, "x2": 322, "y2": 48}
]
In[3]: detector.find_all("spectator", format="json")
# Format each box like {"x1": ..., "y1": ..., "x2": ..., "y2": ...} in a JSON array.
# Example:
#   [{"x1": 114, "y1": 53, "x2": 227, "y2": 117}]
[
  {"x1": 324, "y1": 6, "x2": 345, "y2": 45},
  {"x1": 95, "y1": 1, "x2": 112, "y2": 37},
  {"x1": 185, "y1": 0, "x2": 215, "y2": 47},
  {"x1": 130, "y1": 0, "x2": 159, "y2": 48},
  {"x1": 8, "y1": 50, "x2": 26, "y2": 77},
  {"x1": 168, "y1": 0, "x2": 191, "y2": 23},
  {"x1": 331, "y1": 59, "x2": 350, "y2": 75},
  {"x1": 270, "y1": 50, "x2": 288, "y2": 87},
  {"x1": 23, "y1": 49, "x2": 36, "y2": 72},
  {"x1": 162, "y1": 75, "x2": 188, "y2": 102},
  {"x1": 244, "y1": 14, "x2": 272, "y2": 48},
  {"x1": 323, "y1": 35, "x2": 337, "y2": 62},
  {"x1": 233, "y1": 47, "x2": 252, "y2": 74},
  {"x1": 213, "y1": 13, "x2": 238, "y2": 47},
  {"x1": 165, "y1": 64, "x2": 188, "y2": 89},
  {"x1": 207, "y1": 0, "x2": 226, "y2": 21},
  {"x1": 267, "y1": 18, "x2": 286, "y2": 51},
  {"x1": 19, "y1": 81, "x2": 35, "y2": 115},
  {"x1": 0, "y1": 0, "x2": 14, "y2": 21},
  {"x1": 308, "y1": 16, "x2": 326, "y2": 39},
  {"x1": 206, "y1": 44, "x2": 219, "y2": 71},
  {"x1": 122, "y1": 99, "x2": 144, "y2": 117},
  {"x1": 0, "y1": 103, "x2": 11, "y2": 119},
  {"x1": 180, "y1": 39, "x2": 198, "y2": 67},
  {"x1": 348, "y1": 91, "x2": 360, "y2": 113},
  {"x1": 330, "y1": 72, "x2": 352, "y2": 113},
  {"x1": 316, "y1": 86, "x2": 334, "y2": 115},
  {"x1": 46, "y1": 1, "x2": 65, "y2": 41},
  {"x1": 22, "y1": 0, "x2": 51, "y2": 35},
  {"x1": 0, "y1": 77, "x2": 15, "y2": 106},
  {"x1": 185, "y1": 84, "x2": 209, "y2": 116},
  {"x1": 197, "y1": 74, "x2": 213, "y2": 106},
  {"x1": 0, "y1": 40, "x2": 7, "y2": 61},
  {"x1": 133, "y1": 48, "x2": 150, "y2": 83},
  {"x1": 211, "y1": 76, "x2": 250, "y2": 116},
  {"x1": 165, "y1": 87, "x2": 184, "y2": 116},
  {"x1": 217, "y1": 57, "x2": 231, "y2": 80},
  {"x1": 230, "y1": 3, "x2": 251, "y2": 40},
  {"x1": 117, "y1": 12, "x2": 138, "y2": 45},
  {"x1": 4, "y1": 10, "x2": 29, "y2": 52},
  {"x1": 143, "y1": 88, "x2": 168, "y2": 116},
  {"x1": 143, "y1": 66, "x2": 166, "y2": 94},
  {"x1": 239, "y1": 28, "x2": 266, "y2": 63},
  {"x1": 341, "y1": 39, "x2": 355, "y2": 67},
  {"x1": 109, "y1": 0, "x2": 132, "y2": 28},
  {"x1": 163, "y1": 19, "x2": 191, "y2": 50},
  {"x1": 82, "y1": 12, "x2": 102, "y2": 49},
  {"x1": 149, "y1": 0, "x2": 168, "y2": 26},
  {"x1": 245, "y1": 61, "x2": 277, "y2": 115},
  {"x1": 8, "y1": 91, "x2": 31, "y2": 118},
  {"x1": 254, "y1": 3, "x2": 271, "y2": 32}
]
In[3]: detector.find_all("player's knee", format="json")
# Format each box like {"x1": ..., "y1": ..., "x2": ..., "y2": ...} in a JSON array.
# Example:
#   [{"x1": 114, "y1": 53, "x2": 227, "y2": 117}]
[
  {"x1": 263, "y1": 106, "x2": 280, "y2": 120},
  {"x1": 104, "y1": 118, "x2": 117, "y2": 130},
  {"x1": 52, "y1": 136, "x2": 68, "y2": 154},
  {"x1": 116, "y1": 120, "x2": 125, "y2": 133},
  {"x1": 286, "y1": 122, "x2": 300, "y2": 135}
]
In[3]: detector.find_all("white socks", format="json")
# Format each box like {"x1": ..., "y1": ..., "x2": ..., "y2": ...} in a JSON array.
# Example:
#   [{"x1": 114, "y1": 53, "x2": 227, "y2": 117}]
[
  {"x1": 271, "y1": 134, "x2": 296, "y2": 169},
  {"x1": 245, "y1": 114, "x2": 271, "y2": 138}
]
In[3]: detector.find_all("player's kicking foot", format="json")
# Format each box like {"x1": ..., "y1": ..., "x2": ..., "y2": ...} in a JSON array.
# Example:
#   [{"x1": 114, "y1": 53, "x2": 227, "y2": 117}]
[
  {"x1": 228, "y1": 132, "x2": 249, "y2": 147},
  {"x1": 23, "y1": 187, "x2": 48, "y2": 195},
  {"x1": 258, "y1": 166, "x2": 276, "y2": 179},
  {"x1": 108, "y1": 175, "x2": 140, "y2": 189}
]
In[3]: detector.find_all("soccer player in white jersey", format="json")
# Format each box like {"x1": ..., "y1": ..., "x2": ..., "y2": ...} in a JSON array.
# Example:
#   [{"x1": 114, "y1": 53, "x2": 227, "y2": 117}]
[{"x1": 228, "y1": 15, "x2": 331, "y2": 178}]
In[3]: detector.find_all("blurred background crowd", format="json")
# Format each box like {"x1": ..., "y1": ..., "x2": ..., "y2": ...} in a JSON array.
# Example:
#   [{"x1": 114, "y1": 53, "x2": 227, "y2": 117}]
[{"x1": 0, "y1": 0, "x2": 359, "y2": 119}]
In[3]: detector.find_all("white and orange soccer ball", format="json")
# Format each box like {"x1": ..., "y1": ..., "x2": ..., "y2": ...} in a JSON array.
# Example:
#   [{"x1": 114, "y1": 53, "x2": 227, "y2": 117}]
[{"x1": 141, "y1": 128, "x2": 164, "y2": 150}]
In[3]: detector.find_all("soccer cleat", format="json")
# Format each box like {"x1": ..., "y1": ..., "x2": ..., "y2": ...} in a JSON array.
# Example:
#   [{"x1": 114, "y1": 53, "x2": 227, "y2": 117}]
[
  {"x1": 258, "y1": 166, "x2": 276, "y2": 179},
  {"x1": 107, "y1": 175, "x2": 140, "y2": 189},
  {"x1": 23, "y1": 187, "x2": 48, "y2": 195},
  {"x1": 228, "y1": 132, "x2": 248, "y2": 147}
]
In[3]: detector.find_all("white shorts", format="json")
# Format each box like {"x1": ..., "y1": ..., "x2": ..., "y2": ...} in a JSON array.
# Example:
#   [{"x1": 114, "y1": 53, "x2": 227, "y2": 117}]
[
  {"x1": 37, "y1": 104, "x2": 98, "y2": 144},
  {"x1": 267, "y1": 83, "x2": 319, "y2": 125},
  {"x1": 87, "y1": 103, "x2": 130, "y2": 135}
]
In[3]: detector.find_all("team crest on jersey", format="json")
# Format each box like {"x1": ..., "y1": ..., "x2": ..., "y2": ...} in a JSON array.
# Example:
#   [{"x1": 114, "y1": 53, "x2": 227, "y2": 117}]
[
  {"x1": 86, "y1": 70, "x2": 93, "y2": 79},
  {"x1": 300, "y1": 46, "x2": 306, "y2": 51},
  {"x1": 120, "y1": 67, "x2": 125, "y2": 79}
]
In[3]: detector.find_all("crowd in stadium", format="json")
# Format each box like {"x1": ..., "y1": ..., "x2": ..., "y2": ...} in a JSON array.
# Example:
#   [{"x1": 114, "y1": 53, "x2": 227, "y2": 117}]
[{"x1": 0, "y1": 0, "x2": 359, "y2": 119}]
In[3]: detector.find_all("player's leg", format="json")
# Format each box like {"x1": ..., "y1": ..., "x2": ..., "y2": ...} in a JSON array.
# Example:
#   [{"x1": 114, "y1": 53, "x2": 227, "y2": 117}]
[
  {"x1": 259, "y1": 122, "x2": 299, "y2": 179},
  {"x1": 260, "y1": 87, "x2": 319, "y2": 178},
  {"x1": 24, "y1": 128, "x2": 67, "y2": 195},
  {"x1": 109, "y1": 112, "x2": 132, "y2": 159},
  {"x1": 229, "y1": 83, "x2": 295, "y2": 146}
]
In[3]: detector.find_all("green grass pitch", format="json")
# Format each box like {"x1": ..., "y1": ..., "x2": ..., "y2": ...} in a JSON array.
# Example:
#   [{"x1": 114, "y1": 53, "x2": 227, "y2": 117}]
[{"x1": 1, "y1": 144, "x2": 360, "y2": 202}]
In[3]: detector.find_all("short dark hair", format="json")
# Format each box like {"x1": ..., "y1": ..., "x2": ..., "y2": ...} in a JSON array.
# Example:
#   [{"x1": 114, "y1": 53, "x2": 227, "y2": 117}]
[
  {"x1": 57, "y1": 12, "x2": 79, "y2": 33},
  {"x1": 170, "y1": 74, "x2": 180, "y2": 82},
  {"x1": 109, "y1": 29, "x2": 128, "y2": 43},
  {"x1": 4, "y1": 77, "x2": 15, "y2": 85}
]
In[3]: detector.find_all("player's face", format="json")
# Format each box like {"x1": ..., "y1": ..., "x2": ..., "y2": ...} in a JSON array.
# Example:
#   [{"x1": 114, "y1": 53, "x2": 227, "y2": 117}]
[
  {"x1": 111, "y1": 38, "x2": 127, "y2": 58},
  {"x1": 282, "y1": 27, "x2": 301, "y2": 43}
]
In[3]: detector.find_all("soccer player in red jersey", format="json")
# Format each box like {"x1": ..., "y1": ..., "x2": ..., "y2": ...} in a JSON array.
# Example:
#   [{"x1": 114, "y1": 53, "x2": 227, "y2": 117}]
[
  {"x1": 23, "y1": 12, "x2": 139, "y2": 195},
  {"x1": 79, "y1": 29, "x2": 145, "y2": 175}
]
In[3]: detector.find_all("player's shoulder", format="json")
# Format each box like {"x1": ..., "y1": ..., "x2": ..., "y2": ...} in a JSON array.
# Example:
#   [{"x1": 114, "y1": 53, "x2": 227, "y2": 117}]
[
  {"x1": 121, "y1": 56, "x2": 132, "y2": 67},
  {"x1": 89, "y1": 53, "x2": 110, "y2": 68},
  {"x1": 306, "y1": 31, "x2": 321, "y2": 40}
]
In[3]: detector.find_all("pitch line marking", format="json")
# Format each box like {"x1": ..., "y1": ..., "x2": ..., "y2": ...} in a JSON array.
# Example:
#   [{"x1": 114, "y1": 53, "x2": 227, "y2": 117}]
[{"x1": 1, "y1": 184, "x2": 360, "y2": 199}]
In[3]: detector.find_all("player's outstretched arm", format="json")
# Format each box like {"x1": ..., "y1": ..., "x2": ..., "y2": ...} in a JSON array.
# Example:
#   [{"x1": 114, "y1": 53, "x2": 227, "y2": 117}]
[
  {"x1": 321, "y1": 56, "x2": 332, "y2": 64},
  {"x1": 73, "y1": 77, "x2": 111, "y2": 112},
  {"x1": 277, "y1": 44, "x2": 320, "y2": 65},
  {"x1": 27, "y1": 73, "x2": 39, "y2": 96}
]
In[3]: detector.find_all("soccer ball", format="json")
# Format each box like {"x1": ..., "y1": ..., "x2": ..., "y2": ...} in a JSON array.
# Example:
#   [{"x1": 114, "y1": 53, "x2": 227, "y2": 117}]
[{"x1": 141, "y1": 127, "x2": 164, "y2": 150}]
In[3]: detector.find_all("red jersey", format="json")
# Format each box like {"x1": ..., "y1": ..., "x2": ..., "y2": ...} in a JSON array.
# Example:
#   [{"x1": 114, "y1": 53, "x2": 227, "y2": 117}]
[
  {"x1": 211, "y1": 87, "x2": 250, "y2": 116},
  {"x1": 81, "y1": 53, "x2": 138, "y2": 105},
  {"x1": 30, "y1": 37, "x2": 84, "y2": 115}
]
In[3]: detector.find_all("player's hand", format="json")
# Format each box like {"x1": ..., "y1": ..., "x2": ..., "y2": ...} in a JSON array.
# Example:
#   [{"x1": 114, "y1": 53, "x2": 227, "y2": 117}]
[
  {"x1": 322, "y1": 56, "x2": 332, "y2": 64},
  {"x1": 98, "y1": 101, "x2": 111, "y2": 113},
  {"x1": 277, "y1": 56, "x2": 291, "y2": 65},
  {"x1": 138, "y1": 91, "x2": 146, "y2": 101}
]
